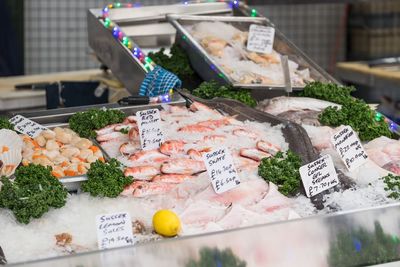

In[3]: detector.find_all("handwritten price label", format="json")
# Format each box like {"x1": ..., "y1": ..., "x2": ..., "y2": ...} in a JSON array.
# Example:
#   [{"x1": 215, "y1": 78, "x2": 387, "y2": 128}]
[
  {"x1": 203, "y1": 147, "x2": 240, "y2": 194},
  {"x1": 247, "y1": 24, "x2": 275, "y2": 54},
  {"x1": 136, "y1": 109, "x2": 164, "y2": 151},
  {"x1": 96, "y1": 211, "x2": 135, "y2": 250},
  {"x1": 331, "y1": 126, "x2": 368, "y2": 171},
  {"x1": 9, "y1": 115, "x2": 47, "y2": 138},
  {"x1": 300, "y1": 154, "x2": 339, "y2": 198}
]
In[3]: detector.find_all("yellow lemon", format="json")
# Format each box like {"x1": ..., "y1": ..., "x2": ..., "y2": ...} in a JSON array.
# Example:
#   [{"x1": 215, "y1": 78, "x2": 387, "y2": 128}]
[{"x1": 152, "y1": 209, "x2": 181, "y2": 237}]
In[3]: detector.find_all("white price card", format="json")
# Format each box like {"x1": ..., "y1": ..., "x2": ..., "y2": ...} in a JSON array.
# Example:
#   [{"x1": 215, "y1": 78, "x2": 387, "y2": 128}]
[
  {"x1": 247, "y1": 24, "x2": 275, "y2": 54},
  {"x1": 9, "y1": 115, "x2": 47, "y2": 138},
  {"x1": 136, "y1": 109, "x2": 164, "y2": 151},
  {"x1": 96, "y1": 211, "x2": 135, "y2": 250},
  {"x1": 300, "y1": 154, "x2": 339, "y2": 198},
  {"x1": 331, "y1": 126, "x2": 368, "y2": 171},
  {"x1": 203, "y1": 147, "x2": 240, "y2": 194}
]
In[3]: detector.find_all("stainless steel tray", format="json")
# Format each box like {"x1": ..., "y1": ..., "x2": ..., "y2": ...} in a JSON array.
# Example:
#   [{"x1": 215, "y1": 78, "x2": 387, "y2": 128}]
[
  {"x1": 87, "y1": 2, "x2": 250, "y2": 95},
  {"x1": 167, "y1": 15, "x2": 338, "y2": 91},
  {"x1": 21, "y1": 96, "x2": 350, "y2": 207}
]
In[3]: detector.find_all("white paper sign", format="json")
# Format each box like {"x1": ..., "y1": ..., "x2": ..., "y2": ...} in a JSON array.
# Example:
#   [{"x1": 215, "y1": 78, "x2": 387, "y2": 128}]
[
  {"x1": 9, "y1": 115, "x2": 47, "y2": 138},
  {"x1": 203, "y1": 147, "x2": 240, "y2": 194},
  {"x1": 331, "y1": 126, "x2": 368, "y2": 171},
  {"x1": 247, "y1": 24, "x2": 275, "y2": 54},
  {"x1": 300, "y1": 154, "x2": 339, "y2": 198},
  {"x1": 96, "y1": 211, "x2": 135, "y2": 250},
  {"x1": 136, "y1": 109, "x2": 164, "y2": 151}
]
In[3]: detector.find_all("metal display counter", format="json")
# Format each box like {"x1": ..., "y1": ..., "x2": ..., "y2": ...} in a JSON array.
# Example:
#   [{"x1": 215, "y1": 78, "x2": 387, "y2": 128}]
[{"x1": 8, "y1": 203, "x2": 400, "y2": 267}]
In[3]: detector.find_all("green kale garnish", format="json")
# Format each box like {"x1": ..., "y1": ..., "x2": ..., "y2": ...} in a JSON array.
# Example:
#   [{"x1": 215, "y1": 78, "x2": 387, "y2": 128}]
[
  {"x1": 119, "y1": 127, "x2": 129, "y2": 134},
  {"x1": 0, "y1": 164, "x2": 68, "y2": 224},
  {"x1": 0, "y1": 117, "x2": 14, "y2": 131},
  {"x1": 258, "y1": 150, "x2": 302, "y2": 196},
  {"x1": 299, "y1": 82, "x2": 393, "y2": 141},
  {"x1": 81, "y1": 159, "x2": 132, "y2": 198},
  {"x1": 299, "y1": 81, "x2": 355, "y2": 105},
  {"x1": 148, "y1": 43, "x2": 194, "y2": 79},
  {"x1": 186, "y1": 247, "x2": 246, "y2": 267},
  {"x1": 192, "y1": 81, "x2": 257, "y2": 107},
  {"x1": 382, "y1": 174, "x2": 400, "y2": 200},
  {"x1": 319, "y1": 99, "x2": 393, "y2": 141},
  {"x1": 68, "y1": 109, "x2": 126, "y2": 138}
]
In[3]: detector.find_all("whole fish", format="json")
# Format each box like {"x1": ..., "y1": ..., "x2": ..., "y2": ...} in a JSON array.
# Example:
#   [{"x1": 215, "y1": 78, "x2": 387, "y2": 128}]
[{"x1": 259, "y1": 96, "x2": 341, "y2": 116}]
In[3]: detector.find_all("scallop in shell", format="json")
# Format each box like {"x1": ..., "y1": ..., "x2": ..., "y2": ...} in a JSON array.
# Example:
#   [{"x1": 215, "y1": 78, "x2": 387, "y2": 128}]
[
  {"x1": 0, "y1": 149, "x2": 22, "y2": 177},
  {"x1": 0, "y1": 129, "x2": 23, "y2": 152}
]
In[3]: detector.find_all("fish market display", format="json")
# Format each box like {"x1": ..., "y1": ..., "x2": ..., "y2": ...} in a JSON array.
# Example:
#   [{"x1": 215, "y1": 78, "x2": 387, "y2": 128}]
[
  {"x1": 1, "y1": 98, "x2": 399, "y2": 264},
  {"x1": 187, "y1": 21, "x2": 312, "y2": 87},
  {"x1": 0, "y1": 102, "x2": 310, "y2": 264},
  {"x1": 21, "y1": 127, "x2": 104, "y2": 178}
]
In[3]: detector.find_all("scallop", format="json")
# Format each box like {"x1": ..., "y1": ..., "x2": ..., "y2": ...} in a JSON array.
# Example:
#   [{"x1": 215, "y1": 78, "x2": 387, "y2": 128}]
[
  {"x1": 79, "y1": 149, "x2": 93, "y2": 159},
  {"x1": 34, "y1": 135, "x2": 46, "y2": 147},
  {"x1": 53, "y1": 155, "x2": 69, "y2": 165},
  {"x1": 70, "y1": 136, "x2": 81, "y2": 145},
  {"x1": 43, "y1": 149, "x2": 60, "y2": 160},
  {"x1": 76, "y1": 139, "x2": 92, "y2": 149},
  {"x1": 42, "y1": 130, "x2": 56, "y2": 140},
  {"x1": 55, "y1": 128, "x2": 72, "y2": 144},
  {"x1": 61, "y1": 147, "x2": 80, "y2": 158},
  {"x1": 32, "y1": 156, "x2": 53, "y2": 167},
  {"x1": 87, "y1": 155, "x2": 98, "y2": 163},
  {"x1": 46, "y1": 140, "x2": 60, "y2": 151}
]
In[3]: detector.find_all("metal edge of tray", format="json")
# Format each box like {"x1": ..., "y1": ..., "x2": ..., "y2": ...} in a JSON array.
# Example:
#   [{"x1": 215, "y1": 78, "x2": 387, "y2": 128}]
[
  {"x1": 110, "y1": 2, "x2": 233, "y2": 24},
  {"x1": 13, "y1": 96, "x2": 186, "y2": 125},
  {"x1": 87, "y1": 9, "x2": 148, "y2": 95},
  {"x1": 167, "y1": 14, "x2": 340, "y2": 91}
]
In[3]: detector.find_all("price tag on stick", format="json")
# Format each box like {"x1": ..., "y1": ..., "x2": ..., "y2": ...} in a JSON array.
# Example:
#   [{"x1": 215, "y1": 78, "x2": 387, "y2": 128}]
[
  {"x1": 203, "y1": 147, "x2": 240, "y2": 194},
  {"x1": 331, "y1": 126, "x2": 368, "y2": 171},
  {"x1": 300, "y1": 154, "x2": 339, "y2": 198},
  {"x1": 96, "y1": 211, "x2": 135, "y2": 250},
  {"x1": 247, "y1": 24, "x2": 275, "y2": 54},
  {"x1": 136, "y1": 109, "x2": 164, "y2": 151},
  {"x1": 9, "y1": 115, "x2": 47, "y2": 138}
]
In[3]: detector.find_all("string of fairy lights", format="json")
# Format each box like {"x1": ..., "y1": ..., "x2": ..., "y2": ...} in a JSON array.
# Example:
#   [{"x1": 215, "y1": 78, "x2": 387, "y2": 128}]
[
  {"x1": 100, "y1": 1, "x2": 253, "y2": 73},
  {"x1": 100, "y1": 1, "x2": 399, "y2": 135}
]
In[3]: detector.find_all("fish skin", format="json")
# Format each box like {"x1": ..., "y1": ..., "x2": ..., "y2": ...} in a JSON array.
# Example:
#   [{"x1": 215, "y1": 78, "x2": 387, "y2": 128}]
[
  {"x1": 124, "y1": 166, "x2": 160, "y2": 180},
  {"x1": 129, "y1": 149, "x2": 169, "y2": 163},
  {"x1": 178, "y1": 124, "x2": 214, "y2": 133},
  {"x1": 240, "y1": 148, "x2": 271, "y2": 161},
  {"x1": 119, "y1": 142, "x2": 140, "y2": 155},
  {"x1": 161, "y1": 159, "x2": 206, "y2": 175},
  {"x1": 152, "y1": 174, "x2": 194, "y2": 183},
  {"x1": 159, "y1": 140, "x2": 186, "y2": 156},
  {"x1": 96, "y1": 132, "x2": 126, "y2": 142}
]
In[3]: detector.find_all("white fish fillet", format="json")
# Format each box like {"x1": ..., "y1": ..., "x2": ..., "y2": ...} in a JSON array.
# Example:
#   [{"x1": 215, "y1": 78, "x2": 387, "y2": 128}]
[{"x1": 259, "y1": 96, "x2": 341, "y2": 115}]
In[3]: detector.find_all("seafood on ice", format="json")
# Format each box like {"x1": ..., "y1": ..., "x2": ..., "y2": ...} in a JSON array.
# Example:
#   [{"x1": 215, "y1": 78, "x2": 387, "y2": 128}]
[
  {"x1": 96, "y1": 102, "x2": 289, "y2": 199},
  {"x1": 21, "y1": 127, "x2": 104, "y2": 177},
  {"x1": 187, "y1": 21, "x2": 313, "y2": 87},
  {"x1": 257, "y1": 96, "x2": 341, "y2": 126}
]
